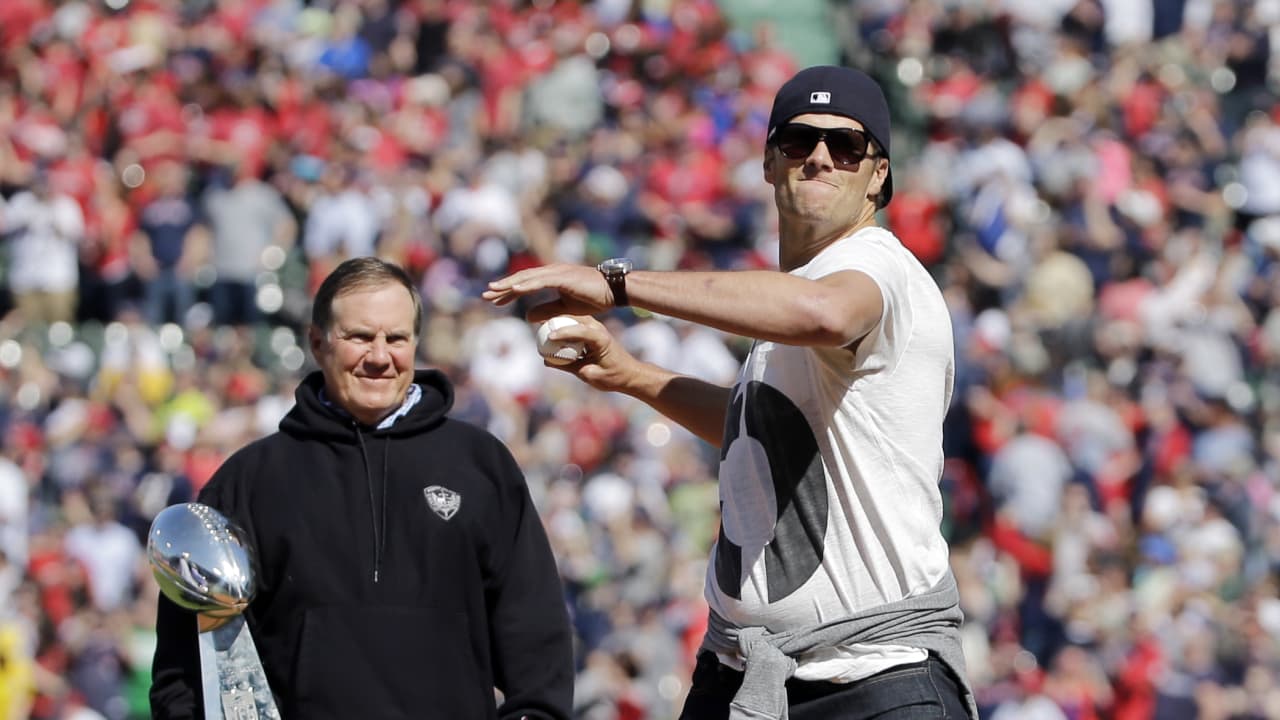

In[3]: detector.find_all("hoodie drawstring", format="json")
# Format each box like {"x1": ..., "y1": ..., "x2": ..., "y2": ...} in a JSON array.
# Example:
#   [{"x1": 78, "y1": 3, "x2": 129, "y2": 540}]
[
  {"x1": 354, "y1": 427, "x2": 387, "y2": 583},
  {"x1": 379, "y1": 437, "x2": 389, "y2": 580}
]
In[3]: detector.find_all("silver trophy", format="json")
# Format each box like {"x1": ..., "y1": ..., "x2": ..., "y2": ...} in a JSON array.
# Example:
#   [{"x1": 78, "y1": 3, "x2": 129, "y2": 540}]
[{"x1": 148, "y1": 503, "x2": 281, "y2": 720}]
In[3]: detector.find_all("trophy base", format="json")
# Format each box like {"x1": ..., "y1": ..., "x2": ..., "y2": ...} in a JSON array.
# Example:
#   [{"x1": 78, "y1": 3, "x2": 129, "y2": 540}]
[{"x1": 198, "y1": 616, "x2": 282, "y2": 720}]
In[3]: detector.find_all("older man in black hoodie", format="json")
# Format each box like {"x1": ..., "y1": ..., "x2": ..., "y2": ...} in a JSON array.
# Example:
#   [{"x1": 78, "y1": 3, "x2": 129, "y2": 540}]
[{"x1": 151, "y1": 257, "x2": 573, "y2": 719}]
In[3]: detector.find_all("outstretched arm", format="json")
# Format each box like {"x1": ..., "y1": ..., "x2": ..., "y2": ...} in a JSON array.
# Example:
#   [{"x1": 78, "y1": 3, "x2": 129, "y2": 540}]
[
  {"x1": 483, "y1": 263, "x2": 883, "y2": 349},
  {"x1": 483, "y1": 263, "x2": 882, "y2": 445}
]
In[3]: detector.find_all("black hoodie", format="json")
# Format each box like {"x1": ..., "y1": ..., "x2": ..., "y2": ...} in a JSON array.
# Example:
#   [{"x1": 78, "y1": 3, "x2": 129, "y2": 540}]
[{"x1": 151, "y1": 370, "x2": 574, "y2": 719}]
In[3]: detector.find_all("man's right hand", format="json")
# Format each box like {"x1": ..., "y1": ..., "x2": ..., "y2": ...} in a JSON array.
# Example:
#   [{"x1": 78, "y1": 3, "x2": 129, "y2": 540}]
[
  {"x1": 482, "y1": 263, "x2": 614, "y2": 318},
  {"x1": 534, "y1": 314, "x2": 645, "y2": 395}
]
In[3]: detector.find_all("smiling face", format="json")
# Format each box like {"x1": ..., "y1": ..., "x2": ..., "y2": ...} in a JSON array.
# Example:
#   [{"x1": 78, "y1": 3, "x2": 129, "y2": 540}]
[
  {"x1": 309, "y1": 282, "x2": 418, "y2": 426},
  {"x1": 764, "y1": 113, "x2": 889, "y2": 254}
]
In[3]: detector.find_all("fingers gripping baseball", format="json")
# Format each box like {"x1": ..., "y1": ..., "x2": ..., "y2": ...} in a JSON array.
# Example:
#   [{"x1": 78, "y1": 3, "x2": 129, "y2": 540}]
[
  {"x1": 534, "y1": 315, "x2": 639, "y2": 391},
  {"x1": 536, "y1": 316, "x2": 588, "y2": 365},
  {"x1": 535, "y1": 314, "x2": 603, "y2": 367}
]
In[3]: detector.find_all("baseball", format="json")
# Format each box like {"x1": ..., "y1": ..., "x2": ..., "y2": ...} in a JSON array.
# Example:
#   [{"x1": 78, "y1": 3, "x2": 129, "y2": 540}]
[{"x1": 536, "y1": 315, "x2": 587, "y2": 366}]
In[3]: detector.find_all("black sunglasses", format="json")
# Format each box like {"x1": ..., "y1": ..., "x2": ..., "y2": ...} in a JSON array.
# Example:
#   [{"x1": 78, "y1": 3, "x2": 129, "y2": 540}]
[{"x1": 771, "y1": 123, "x2": 877, "y2": 166}]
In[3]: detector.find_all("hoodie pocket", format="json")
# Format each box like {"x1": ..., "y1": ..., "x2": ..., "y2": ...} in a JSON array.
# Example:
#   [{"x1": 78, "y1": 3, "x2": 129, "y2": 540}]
[{"x1": 292, "y1": 605, "x2": 489, "y2": 719}]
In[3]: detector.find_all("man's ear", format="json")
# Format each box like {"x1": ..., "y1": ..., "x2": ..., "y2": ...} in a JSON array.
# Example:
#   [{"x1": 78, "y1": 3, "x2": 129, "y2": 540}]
[
  {"x1": 762, "y1": 148, "x2": 776, "y2": 186},
  {"x1": 308, "y1": 325, "x2": 324, "y2": 357},
  {"x1": 867, "y1": 158, "x2": 889, "y2": 198}
]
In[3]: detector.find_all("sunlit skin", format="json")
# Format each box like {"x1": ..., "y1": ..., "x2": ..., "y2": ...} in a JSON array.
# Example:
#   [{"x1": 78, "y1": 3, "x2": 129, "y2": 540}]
[
  {"x1": 765, "y1": 112, "x2": 889, "y2": 270},
  {"x1": 309, "y1": 283, "x2": 418, "y2": 426}
]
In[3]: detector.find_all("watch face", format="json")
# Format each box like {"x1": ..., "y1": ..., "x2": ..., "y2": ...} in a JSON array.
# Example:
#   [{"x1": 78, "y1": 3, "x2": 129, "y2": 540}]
[{"x1": 600, "y1": 258, "x2": 633, "y2": 275}]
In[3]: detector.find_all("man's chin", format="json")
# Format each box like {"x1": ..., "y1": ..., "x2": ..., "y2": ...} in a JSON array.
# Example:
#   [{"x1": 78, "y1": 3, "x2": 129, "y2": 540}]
[
  {"x1": 351, "y1": 405, "x2": 397, "y2": 426},
  {"x1": 347, "y1": 391, "x2": 405, "y2": 423}
]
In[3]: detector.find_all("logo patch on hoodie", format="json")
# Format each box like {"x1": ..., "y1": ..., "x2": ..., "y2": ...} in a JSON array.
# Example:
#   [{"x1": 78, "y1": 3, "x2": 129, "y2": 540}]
[{"x1": 423, "y1": 485, "x2": 461, "y2": 521}]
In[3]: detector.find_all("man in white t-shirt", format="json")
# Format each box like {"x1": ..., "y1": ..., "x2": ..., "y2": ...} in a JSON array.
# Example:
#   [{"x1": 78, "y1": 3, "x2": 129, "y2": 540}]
[
  {"x1": 485, "y1": 66, "x2": 973, "y2": 719},
  {"x1": 64, "y1": 490, "x2": 143, "y2": 612},
  {"x1": 1, "y1": 170, "x2": 84, "y2": 324}
]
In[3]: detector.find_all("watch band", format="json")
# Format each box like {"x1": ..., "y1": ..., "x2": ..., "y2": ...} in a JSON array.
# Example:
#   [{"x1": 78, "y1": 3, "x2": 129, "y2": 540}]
[
  {"x1": 605, "y1": 272, "x2": 629, "y2": 307},
  {"x1": 598, "y1": 258, "x2": 632, "y2": 307}
]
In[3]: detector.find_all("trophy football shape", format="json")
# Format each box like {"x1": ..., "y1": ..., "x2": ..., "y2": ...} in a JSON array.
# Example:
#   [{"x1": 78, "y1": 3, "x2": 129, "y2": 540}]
[{"x1": 148, "y1": 502, "x2": 281, "y2": 719}]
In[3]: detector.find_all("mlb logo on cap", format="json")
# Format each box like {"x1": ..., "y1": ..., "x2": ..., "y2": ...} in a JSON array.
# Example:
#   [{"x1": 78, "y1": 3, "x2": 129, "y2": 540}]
[{"x1": 810, "y1": 91, "x2": 831, "y2": 104}]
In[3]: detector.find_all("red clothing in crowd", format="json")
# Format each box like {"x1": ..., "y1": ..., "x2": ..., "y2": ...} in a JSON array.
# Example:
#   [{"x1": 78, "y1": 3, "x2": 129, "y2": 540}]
[
  {"x1": 921, "y1": 62, "x2": 984, "y2": 116},
  {"x1": 114, "y1": 76, "x2": 187, "y2": 168},
  {"x1": 1123, "y1": 77, "x2": 1164, "y2": 140},
  {"x1": 645, "y1": 147, "x2": 725, "y2": 208},
  {"x1": 888, "y1": 188, "x2": 948, "y2": 266},
  {"x1": 36, "y1": 41, "x2": 86, "y2": 120},
  {"x1": 8, "y1": 102, "x2": 65, "y2": 163},
  {"x1": 86, "y1": 192, "x2": 137, "y2": 285},
  {"x1": 1111, "y1": 636, "x2": 1162, "y2": 720},
  {"x1": 80, "y1": 8, "x2": 133, "y2": 72},
  {"x1": 206, "y1": 103, "x2": 277, "y2": 179},
  {"x1": 48, "y1": 149, "x2": 98, "y2": 215},
  {"x1": 275, "y1": 79, "x2": 334, "y2": 158},
  {"x1": 0, "y1": 0, "x2": 50, "y2": 53}
]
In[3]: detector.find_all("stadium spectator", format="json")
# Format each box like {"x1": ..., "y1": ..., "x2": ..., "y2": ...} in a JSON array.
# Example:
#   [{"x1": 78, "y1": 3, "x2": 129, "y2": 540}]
[
  {"x1": 132, "y1": 162, "x2": 206, "y2": 327},
  {"x1": 0, "y1": 168, "x2": 84, "y2": 325},
  {"x1": 201, "y1": 160, "x2": 294, "y2": 327}
]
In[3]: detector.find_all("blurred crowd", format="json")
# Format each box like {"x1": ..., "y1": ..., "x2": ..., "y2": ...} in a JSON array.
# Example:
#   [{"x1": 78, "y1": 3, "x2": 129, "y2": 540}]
[{"x1": 1, "y1": 0, "x2": 1279, "y2": 718}]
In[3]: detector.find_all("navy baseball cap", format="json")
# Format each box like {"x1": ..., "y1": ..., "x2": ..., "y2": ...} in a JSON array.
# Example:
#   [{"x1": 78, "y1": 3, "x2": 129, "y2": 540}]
[{"x1": 767, "y1": 65, "x2": 893, "y2": 207}]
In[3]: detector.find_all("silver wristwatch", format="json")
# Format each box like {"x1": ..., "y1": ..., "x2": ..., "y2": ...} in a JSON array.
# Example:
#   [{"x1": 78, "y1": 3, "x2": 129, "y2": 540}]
[{"x1": 597, "y1": 257, "x2": 633, "y2": 307}]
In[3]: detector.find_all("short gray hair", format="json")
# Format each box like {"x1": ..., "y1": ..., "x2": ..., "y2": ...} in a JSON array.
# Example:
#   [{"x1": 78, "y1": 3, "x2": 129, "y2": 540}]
[{"x1": 311, "y1": 257, "x2": 422, "y2": 335}]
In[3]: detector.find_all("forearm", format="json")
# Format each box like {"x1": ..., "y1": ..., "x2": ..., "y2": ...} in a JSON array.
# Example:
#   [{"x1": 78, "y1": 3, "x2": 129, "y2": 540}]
[
  {"x1": 612, "y1": 360, "x2": 731, "y2": 447},
  {"x1": 625, "y1": 269, "x2": 870, "y2": 347}
]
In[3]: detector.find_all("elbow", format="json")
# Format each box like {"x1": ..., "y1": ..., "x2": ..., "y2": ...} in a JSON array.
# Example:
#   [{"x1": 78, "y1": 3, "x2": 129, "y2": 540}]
[
  {"x1": 815, "y1": 312, "x2": 863, "y2": 347},
  {"x1": 792, "y1": 296, "x2": 871, "y2": 347}
]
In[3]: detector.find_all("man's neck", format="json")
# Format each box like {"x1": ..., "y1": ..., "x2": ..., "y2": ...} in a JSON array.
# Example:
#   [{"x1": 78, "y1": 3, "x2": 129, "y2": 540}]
[{"x1": 778, "y1": 214, "x2": 880, "y2": 271}]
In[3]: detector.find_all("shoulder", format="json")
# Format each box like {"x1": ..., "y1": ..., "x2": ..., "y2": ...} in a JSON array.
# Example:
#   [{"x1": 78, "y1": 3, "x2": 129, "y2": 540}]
[
  {"x1": 199, "y1": 431, "x2": 307, "y2": 507},
  {"x1": 847, "y1": 227, "x2": 912, "y2": 265},
  {"x1": 807, "y1": 227, "x2": 910, "y2": 284},
  {"x1": 228, "y1": 431, "x2": 288, "y2": 461},
  {"x1": 209, "y1": 432, "x2": 294, "y2": 483},
  {"x1": 431, "y1": 417, "x2": 515, "y2": 460}
]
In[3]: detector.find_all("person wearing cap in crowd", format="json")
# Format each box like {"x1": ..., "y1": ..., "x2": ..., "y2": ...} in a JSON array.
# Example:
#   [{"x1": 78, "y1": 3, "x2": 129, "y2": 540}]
[
  {"x1": 485, "y1": 66, "x2": 975, "y2": 718},
  {"x1": 151, "y1": 257, "x2": 574, "y2": 719}
]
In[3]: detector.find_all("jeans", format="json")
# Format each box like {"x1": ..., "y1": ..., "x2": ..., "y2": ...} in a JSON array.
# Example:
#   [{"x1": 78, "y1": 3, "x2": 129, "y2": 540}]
[
  {"x1": 679, "y1": 651, "x2": 969, "y2": 719},
  {"x1": 144, "y1": 267, "x2": 195, "y2": 326},
  {"x1": 210, "y1": 279, "x2": 258, "y2": 326}
]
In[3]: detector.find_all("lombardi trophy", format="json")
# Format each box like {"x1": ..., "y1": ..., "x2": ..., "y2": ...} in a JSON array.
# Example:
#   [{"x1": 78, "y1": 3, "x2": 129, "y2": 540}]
[{"x1": 149, "y1": 502, "x2": 281, "y2": 720}]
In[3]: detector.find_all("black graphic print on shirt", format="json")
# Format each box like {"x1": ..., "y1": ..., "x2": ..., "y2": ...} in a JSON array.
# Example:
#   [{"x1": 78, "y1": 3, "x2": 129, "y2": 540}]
[{"x1": 715, "y1": 381, "x2": 828, "y2": 602}]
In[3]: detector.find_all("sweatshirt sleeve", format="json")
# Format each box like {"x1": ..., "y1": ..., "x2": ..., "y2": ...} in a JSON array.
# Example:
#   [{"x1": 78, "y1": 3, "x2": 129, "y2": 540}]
[
  {"x1": 150, "y1": 593, "x2": 203, "y2": 720},
  {"x1": 483, "y1": 444, "x2": 575, "y2": 720},
  {"x1": 149, "y1": 463, "x2": 249, "y2": 719}
]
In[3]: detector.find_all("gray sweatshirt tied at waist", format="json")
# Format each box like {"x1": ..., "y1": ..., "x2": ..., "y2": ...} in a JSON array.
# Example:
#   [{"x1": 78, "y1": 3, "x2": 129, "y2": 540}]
[{"x1": 701, "y1": 571, "x2": 977, "y2": 720}]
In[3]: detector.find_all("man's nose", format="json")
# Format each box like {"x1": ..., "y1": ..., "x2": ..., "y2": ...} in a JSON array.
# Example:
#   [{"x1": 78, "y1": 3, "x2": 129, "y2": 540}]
[
  {"x1": 366, "y1": 337, "x2": 391, "y2": 362},
  {"x1": 805, "y1": 140, "x2": 835, "y2": 170}
]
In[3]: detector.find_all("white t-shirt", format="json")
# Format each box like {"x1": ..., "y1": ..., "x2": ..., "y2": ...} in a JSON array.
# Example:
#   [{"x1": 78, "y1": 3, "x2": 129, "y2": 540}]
[
  {"x1": 706, "y1": 226, "x2": 955, "y2": 683},
  {"x1": 303, "y1": 189, "x2": 381, "y2": 260},
  {"x1": 3, "y1": 191, "x2": 83, "y2": 293},
  {"x1": 65, "y1": 521, "x2": 143, "y2": 611}
]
